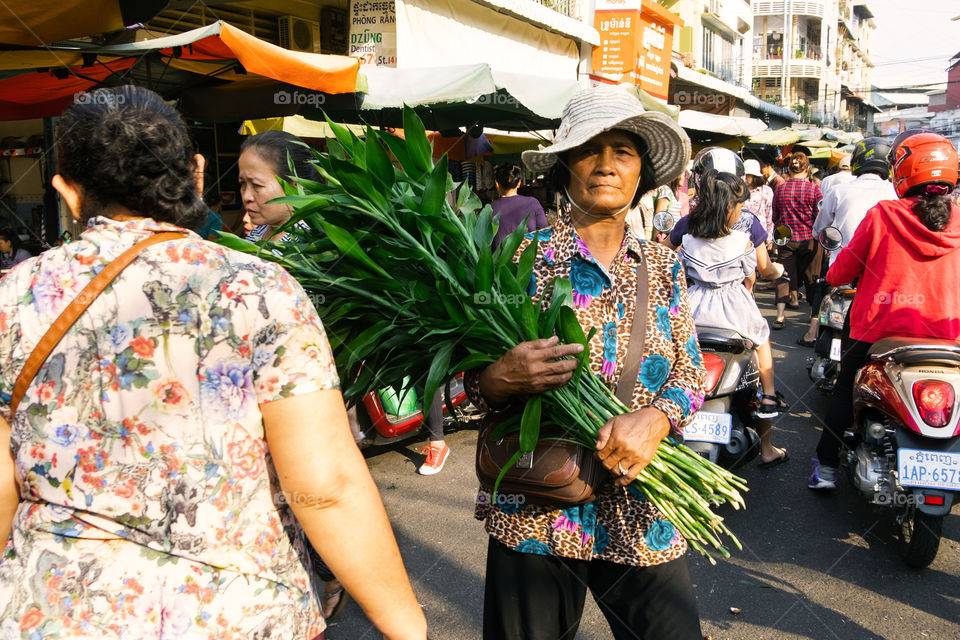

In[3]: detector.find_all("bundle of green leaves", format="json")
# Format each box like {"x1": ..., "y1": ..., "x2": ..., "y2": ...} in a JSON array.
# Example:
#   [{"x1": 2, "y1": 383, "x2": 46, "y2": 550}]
[{"x1": 216, "y1": 107, "x2": 747, "y2": 560}]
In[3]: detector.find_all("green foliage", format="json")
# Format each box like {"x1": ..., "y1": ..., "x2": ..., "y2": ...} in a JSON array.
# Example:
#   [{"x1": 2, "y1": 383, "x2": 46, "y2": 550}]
[{"x1": 216, "y1": 106, "x2": 747, "y2": 560}]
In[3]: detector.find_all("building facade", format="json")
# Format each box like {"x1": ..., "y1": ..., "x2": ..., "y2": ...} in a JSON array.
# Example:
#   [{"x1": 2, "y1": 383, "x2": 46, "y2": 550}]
[
  {"x1": 751, "y1": 0, "x2": 876, "y2": 130},
  {"x1": 663, "y1": 0, "x2": 753, "y2": 89}
]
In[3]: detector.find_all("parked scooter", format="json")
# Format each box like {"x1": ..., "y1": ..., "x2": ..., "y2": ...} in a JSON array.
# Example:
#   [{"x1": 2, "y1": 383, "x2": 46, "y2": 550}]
[
  {"x1": 807, "y1": 227, "x2": 854, "y2": 393},
  {"x1": 686, "y1": 327, "x2": 762, "y2": 467},
  {"x1": 818, "y1": 226, "x2": 960, "y2": 569},
  {"x1": 653, "y1": 211, "x2": 761, "y2": 467},
  {"x1": 354, "y1": 374, "x2": 469, "y2": 449}
]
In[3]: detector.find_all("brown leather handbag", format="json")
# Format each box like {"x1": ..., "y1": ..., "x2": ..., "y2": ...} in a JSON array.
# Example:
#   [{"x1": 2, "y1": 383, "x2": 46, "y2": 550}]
[
  {"x1": 475, "y1": 252, "x2": 649, "y2": 507},
  {"x1": 9, "y1": 232, "x2": 184, "y2": 416}
]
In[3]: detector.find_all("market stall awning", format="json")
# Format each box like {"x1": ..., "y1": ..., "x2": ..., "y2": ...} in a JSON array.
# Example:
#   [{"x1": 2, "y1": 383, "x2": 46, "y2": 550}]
[
  {"x1": 673, "y1": 64, "x2": 798, "y2": 124},
  {"x1": 0, "y1": 0, "x2": 167, "y2": 46},
  {"x1": 239, "y1": 115, "x2": 497, "y2": 161},
  {"x1": 678, "y1": 110, "x2": 767, "y2": 137},
  {"x1": 184, "y1": 61, "x2": 581, "y2": 131},
  {"x1": 241, "y1": 115, "x2": 368, "y2": 139},
  {"x1": 0, "y1": 21, "x2": 365, "y2": 120},
  {"x1": 0, "y1": 58, "x2": 137, "y2": 120},
  {"x1": 749, "y1": 129, "x2": 802, "y2": 146},
  {"x1": 356, "y1": 64, "x2": 582, "y2": 129}
]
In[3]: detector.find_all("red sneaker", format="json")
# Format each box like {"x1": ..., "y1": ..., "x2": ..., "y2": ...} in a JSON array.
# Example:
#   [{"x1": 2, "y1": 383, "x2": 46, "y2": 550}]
[{"x1": 418, "y1": 444, "x2": 450, "y2": 475}]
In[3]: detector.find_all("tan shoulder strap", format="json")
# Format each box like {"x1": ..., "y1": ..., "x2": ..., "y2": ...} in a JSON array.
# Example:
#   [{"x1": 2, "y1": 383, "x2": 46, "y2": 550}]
[
  {"x1": 10, "y1": 232, "x2": 185, "y2": 416},
  {"x1": 615, "y1": 244, "x2": 649, "y2": 406}
]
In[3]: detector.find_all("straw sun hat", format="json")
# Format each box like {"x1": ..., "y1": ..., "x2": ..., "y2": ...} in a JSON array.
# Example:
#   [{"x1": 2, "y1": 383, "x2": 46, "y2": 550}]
[{"x1": 522, "y1": 84, "x2": 691, "y2": 187}]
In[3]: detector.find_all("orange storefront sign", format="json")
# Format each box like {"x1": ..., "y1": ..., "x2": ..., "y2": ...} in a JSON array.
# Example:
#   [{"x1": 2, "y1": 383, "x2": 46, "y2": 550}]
[{"x1": 592, "y1": 0, "x2": 682, "y2": 101}]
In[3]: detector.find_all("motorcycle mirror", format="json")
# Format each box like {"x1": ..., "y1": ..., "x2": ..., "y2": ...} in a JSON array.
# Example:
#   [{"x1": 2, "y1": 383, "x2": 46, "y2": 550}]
[
  {"x1": 652, "y1": 211, "x2": 676, "y2": 234},
  {"x1": 819, "y1": 225, "x2": 843, "y2": 252},
  {"x1": 773, "y1": 224, "x2": 792, "y2": 247}
]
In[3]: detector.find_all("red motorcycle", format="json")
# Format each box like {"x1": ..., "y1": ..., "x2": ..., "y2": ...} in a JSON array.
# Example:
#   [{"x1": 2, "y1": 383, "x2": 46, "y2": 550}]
[
  {"x1": 846, "y1": 338, "x2": 960, "y2": 568},
  {"x1": 355, "y1": 374, "x2": 469, "y2": 448}
]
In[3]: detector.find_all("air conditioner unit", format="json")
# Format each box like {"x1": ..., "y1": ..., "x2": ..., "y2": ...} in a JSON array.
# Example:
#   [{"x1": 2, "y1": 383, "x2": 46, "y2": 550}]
[{"x1": 278, "y1": 16, "x2": 321, "y2": 53}]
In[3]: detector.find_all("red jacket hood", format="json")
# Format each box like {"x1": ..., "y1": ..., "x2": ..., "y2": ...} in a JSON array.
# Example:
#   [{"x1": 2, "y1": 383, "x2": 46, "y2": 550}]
[{"x1": 873, "y1": 198, "x2": 960, "y2": 257}]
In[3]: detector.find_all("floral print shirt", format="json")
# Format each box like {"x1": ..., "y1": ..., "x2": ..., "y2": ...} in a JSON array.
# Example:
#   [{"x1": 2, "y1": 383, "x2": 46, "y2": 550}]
[
  {"x1": 0, "y1": 217, "x2": 338, "y2": 633},
  {"x1": 467, "y1": 212, "x2": 706, "y2": 566}
]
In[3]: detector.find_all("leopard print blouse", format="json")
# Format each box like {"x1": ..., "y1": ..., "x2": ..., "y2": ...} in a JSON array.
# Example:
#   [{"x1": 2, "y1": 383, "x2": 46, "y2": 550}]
[{"x1": 466, "y1": 212, "x2": 707, "y2": 566}]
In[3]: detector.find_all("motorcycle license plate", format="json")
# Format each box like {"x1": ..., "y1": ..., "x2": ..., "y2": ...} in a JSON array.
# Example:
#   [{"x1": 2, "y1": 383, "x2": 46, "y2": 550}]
[
  {"x1": 897, "y1": 448, "x2": 960, "y2": 491},
  {"x1": 685, "y1": 411, "x2": 732, "y2": 445},
  {"x1": 830, "y1": 338, "x2": 842, "y2": 362}
]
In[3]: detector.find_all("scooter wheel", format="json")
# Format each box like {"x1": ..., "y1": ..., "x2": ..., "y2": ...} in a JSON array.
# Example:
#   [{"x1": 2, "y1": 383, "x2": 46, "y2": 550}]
[
  {"x1": 717, "y1": 426, "x2": 760, "y2": 469},
  {"x1": 899, "y1": 509, "x2": 944, "y2": 569}
]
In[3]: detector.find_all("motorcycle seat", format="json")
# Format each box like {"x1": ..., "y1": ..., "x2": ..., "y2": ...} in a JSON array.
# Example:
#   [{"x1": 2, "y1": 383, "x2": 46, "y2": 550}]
[
  {"x1": 869, "y1": 336, "x2": 960, "y2": 366},
  {"x1": 696, "y1": 326, "x2": 752, "y2": 353}
]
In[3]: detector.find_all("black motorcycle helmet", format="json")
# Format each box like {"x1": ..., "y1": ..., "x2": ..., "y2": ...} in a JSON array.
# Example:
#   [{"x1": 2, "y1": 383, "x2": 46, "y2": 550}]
[{"x1": 851, "y1": 137, "x2": 892, "y2": 178}]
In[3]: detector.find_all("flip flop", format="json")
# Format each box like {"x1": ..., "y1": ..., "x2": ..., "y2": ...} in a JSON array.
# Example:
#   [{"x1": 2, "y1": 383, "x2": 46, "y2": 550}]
[
  {"x1": 796, "y1": 337, "x2": 816, "y2": 347},
  {"x1": 323, "y1": 584, "x2": 349, "y2": 621},
  {"x1": 772, "y1": 319, "x2": 785, "y2": 330},
  {"x1": 758, "y1": 450, "x2": 789, "y2": 468}
]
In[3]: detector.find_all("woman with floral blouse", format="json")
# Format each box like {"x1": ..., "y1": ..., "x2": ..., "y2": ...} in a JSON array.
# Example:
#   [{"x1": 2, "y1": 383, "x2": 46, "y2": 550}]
[
  {"x1": 0, "y1": 87, "x2": 425, "y2": 640},
  {"x1": 467, "y1": 85, "x2": 706, "y2": 639}
]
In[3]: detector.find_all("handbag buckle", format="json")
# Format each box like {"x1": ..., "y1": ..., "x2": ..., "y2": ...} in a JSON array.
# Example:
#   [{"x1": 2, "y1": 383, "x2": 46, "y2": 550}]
[{"x1": 517, "y1": 451, "x2": 534, "y2": 469}]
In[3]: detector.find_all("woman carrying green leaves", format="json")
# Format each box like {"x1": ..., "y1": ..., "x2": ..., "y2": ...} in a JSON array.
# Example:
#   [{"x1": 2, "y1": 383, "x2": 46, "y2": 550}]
[{"x1": 468, "y1": 85, "x2": 706, "y2": 640}]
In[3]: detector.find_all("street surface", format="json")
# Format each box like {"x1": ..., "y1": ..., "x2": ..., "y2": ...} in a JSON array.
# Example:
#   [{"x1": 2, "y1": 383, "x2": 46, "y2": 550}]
[{"x1": 329, "y1": 289, "x2": 960, "y2": 640}]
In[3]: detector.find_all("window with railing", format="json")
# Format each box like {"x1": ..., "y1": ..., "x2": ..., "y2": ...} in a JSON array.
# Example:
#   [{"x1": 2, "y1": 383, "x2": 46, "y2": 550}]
[
  {"x1": 703, "y1": 28, "x2": 717, "y2": 74},
  {"x1": 795, "y1": 43, "x2": 821, "y2": 60},
  {"x1": 533, "y1": 0, "x2": 582, "y2": 20}
]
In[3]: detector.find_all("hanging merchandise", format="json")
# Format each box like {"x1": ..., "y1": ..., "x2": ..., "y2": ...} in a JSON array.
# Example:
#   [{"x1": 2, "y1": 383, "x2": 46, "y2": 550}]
[
  {"x1": 448, "y1": 159, "x2": 464, "y2": 183},
  {"x1": 462, "y1": 161, "x2": 478, "y2": 190}
]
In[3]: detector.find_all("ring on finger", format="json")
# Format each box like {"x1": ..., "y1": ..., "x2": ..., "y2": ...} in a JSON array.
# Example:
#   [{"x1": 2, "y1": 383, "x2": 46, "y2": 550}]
[{"x1": 616, "y1": 462, "x2": 629, "y2": 476}]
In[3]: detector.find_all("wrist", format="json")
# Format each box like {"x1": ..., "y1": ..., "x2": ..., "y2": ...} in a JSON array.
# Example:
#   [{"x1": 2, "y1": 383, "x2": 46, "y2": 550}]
[{"x1": 478, "y1": 362, "x2": 511, "y2": 408}]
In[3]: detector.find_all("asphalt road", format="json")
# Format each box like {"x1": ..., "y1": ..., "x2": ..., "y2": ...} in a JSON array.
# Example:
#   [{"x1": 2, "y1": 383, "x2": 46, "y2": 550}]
[{"x1": 328, "y1": 289, "x2": 960, "y2": 640}]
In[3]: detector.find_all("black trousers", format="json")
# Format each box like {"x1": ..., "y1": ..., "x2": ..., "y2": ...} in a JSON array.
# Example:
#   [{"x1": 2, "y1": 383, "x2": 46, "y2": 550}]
[
  {"x1": 483, "y1": 539, "x2": 702, "y2": 640},
  {"x1": 424, "y1": 388, "x2": 444, "y2": 441},
  {"x1": 816, "y1": 315, "x2": 873, "y2": 468},
  {"x1": 776, "y1": 239, "x2": 817, "y2": 305}
]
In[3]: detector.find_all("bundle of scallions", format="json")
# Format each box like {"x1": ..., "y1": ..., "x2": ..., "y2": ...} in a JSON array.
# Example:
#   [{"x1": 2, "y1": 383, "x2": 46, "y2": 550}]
[{"x1": 216, "y1": 108, "x2": 747, "y2": 561}]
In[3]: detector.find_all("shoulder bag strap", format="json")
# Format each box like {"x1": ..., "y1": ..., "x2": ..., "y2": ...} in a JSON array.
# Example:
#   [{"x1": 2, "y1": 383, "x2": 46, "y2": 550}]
[
  {"x1": 615, "y1": 244, "x2": 650, "y2": 405},
  {"x1": 10, "y1": 231, "x2": 185, "y2": 416}
]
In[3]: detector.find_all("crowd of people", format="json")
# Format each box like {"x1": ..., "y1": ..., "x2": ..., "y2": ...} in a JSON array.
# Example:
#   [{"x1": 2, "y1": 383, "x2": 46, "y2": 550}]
[{"x1": 0, "y1": 82, "x2": 957, "y2": 640}]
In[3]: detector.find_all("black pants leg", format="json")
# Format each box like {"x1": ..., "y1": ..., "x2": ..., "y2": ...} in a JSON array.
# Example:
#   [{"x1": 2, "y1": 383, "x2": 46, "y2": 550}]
[
  {"x1": 816, "y1": 316, "x2": 873, "y2": 468},
  {"x1": 483, "y1": 539, "x2": 702, "y2": 640},
  {"x1": 776, "y1": 242, "x2": 798, "y2": 304},
  {"x1": 425, "y1": 388, "x2": 444, "y2": 441},
  {"x1": 589, "y1": 554, "x2": 702, "y2": 640},
  {"x1": 484, "y1": 539, "x2": 589, "y2": 640}
]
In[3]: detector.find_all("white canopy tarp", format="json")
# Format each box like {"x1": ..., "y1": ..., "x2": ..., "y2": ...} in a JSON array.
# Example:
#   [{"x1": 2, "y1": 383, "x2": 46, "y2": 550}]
[
  {"x1": 678, "y1": 110, "x2": 768, "y2": 136},
  {"x1": 359, "y1": 63, "x2": 582, "y2": 121}
]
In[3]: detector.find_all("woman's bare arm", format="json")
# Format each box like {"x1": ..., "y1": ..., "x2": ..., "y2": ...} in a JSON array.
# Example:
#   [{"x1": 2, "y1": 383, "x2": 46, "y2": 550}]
[
  {"x1": 0, "y1": 415, "x2": 19, "y2": 545},
  {"x1": 754, "y1": 242, "x2": 783, "y2": 280},
  {"x1": 261, "y1": 390, "x2": 427, "y2": 640}
]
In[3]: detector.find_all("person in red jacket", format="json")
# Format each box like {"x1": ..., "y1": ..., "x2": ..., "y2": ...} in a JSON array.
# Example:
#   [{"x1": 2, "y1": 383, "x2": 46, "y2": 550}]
[{"x1": 809, "y1": 132, "x2": 960, "y2": 489}]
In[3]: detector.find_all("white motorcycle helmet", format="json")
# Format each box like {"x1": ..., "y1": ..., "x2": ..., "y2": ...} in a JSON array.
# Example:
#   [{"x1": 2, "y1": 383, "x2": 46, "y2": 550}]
[{"x1": 691, "y1": 147, "x2": 745, "y2": 189}]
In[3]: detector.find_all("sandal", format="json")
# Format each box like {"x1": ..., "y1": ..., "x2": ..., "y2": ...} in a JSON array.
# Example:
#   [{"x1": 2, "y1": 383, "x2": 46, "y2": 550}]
[
  {"x1": 758, "y1": 449, "x2": 790, "y2": 468},
  {"x1": 772, "y1": 319, "x2": 785, "y2": 330},
  {"x1": 756, "y1": 392, "x2": 789, "y2": 419},
  {"x1": 796, "y1": 337, "x2": 816, "y2": 347},
  {"x1": 322, "y1": 582, "x2": 349, "y2": 621}
]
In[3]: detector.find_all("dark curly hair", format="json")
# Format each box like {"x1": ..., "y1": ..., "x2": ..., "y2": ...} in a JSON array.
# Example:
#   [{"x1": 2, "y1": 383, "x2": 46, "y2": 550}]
[
  {"x1": 688, "y1": 169, "x2": 749, "y2": 239},
  {"x1": 240, "y1": 130, "x2": 321, "y2": 183},
  {"x1": 495, "y1": 163, "x2": 524, "y2": 191},
  {"x1": 56, "y1": 85, "x2": 207, "y2": 228}
]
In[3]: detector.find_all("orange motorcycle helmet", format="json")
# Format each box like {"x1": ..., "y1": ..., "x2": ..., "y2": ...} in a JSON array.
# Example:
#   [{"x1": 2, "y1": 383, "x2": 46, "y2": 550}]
[{"x1": 890, "y1": 131, "x2": 960, "y2": 198}]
